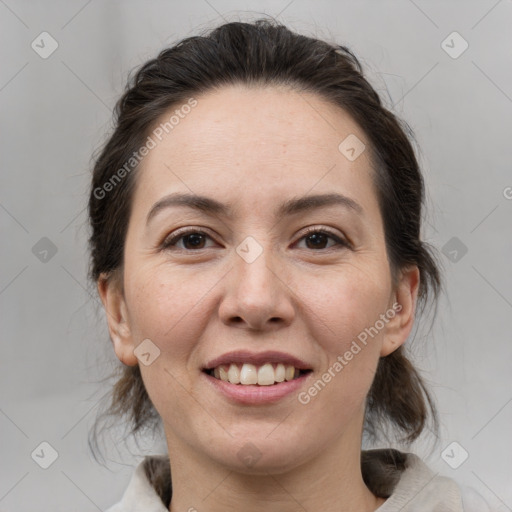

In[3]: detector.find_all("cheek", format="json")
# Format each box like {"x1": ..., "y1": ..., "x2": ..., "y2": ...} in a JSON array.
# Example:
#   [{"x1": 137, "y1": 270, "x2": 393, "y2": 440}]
[
  {"x1": 124, "y1": 267, "x2": 216, "y2": 428},
  {"x1": 292, "y1": 266, "x2": 390, "y2": 436},
  {"x1": 298, "y1": 260, "x2": 392, "y2": 355},
  {"x1": 124, "y1": 264, "x2": 217, "y2": 362}
]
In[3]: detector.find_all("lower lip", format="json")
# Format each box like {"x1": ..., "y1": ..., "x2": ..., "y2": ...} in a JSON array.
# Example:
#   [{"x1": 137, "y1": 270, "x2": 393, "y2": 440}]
[{"x1": 202, "y1": 371, "x2": 312, "y2": 405}]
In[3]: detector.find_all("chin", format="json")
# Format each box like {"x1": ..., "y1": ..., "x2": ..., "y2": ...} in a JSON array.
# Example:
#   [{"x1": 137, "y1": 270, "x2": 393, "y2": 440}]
[{"x1": 206, "y1": 433, "x2": 316, "y2": 475}]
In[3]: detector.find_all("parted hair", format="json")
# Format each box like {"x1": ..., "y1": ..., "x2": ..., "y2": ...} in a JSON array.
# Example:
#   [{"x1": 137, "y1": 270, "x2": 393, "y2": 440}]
[{"x1": 88, "y1": 17, "x2": 441, "y2": 461}]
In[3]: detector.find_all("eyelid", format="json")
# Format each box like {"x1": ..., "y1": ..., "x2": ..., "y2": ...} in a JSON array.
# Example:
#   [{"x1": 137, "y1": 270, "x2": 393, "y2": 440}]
[
  {"x1": 160, "y1": 226, "x2": 217, "y2": 249},
  {"x1": 161, "y1": 224, "x2": 351, "y2": 252},
  {"x1": 295, "y1": 225, "x2": 352, "y2": 249}
]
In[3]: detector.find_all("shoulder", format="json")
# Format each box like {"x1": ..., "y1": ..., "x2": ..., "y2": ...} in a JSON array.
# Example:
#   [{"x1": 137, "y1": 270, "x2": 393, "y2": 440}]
[
  {"x1": 458, "y1": 484, "x2": 492, "y2": 512},
  {"x1": 106, "y1": 450, "x2": 492, "y2": 512},
  {"x1": 362, "y1": 449, "x2": 492, "y2": 512},
  {"x1": 104, "y1": 455, "x2": 170, "y2": 512}
]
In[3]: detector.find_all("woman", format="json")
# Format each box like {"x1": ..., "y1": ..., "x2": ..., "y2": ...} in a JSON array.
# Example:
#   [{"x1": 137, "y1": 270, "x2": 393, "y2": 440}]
[{"x1": 88, "y1": 18, "x2": 490, "y2": 512}]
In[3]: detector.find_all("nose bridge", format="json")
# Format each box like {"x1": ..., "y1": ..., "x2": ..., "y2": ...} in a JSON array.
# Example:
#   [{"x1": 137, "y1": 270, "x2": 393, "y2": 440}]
[
  {"x1": 234, "y1": 235, "x2": 280, "y2": 301},
  {"x1": 219, "y1": 233, "x2": 294, "y2": 329}
]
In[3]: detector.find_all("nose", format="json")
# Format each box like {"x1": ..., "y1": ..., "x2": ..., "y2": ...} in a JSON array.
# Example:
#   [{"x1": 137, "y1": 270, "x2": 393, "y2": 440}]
[{"x1": 218, "y1": 242, "x2": 295, "y2": 332}]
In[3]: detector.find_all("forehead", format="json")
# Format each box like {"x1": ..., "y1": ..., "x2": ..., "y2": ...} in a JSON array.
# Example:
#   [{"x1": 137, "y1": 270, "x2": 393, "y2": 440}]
[{"x1": 133, "y1": 85, "x2": 378, "y2": 218}]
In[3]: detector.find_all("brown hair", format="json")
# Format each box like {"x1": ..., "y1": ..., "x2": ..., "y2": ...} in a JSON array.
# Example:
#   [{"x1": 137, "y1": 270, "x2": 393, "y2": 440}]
[{"x1": 88, "y1": 17, "x2": 441, "y2": 461}]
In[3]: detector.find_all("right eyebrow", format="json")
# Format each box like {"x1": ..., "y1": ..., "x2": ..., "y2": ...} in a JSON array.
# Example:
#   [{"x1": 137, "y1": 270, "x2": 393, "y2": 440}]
[{"x1": 146, "y1": 193, "x2": 232, "y2": 225}]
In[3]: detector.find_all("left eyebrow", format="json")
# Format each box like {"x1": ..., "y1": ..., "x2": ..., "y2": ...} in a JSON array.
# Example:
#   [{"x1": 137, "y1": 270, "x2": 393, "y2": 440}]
[
  {"x1": 277, "y1": 192, "x2": 364, "y2": 217},
  {"x1": 146, "y1": 192, "x2": 364, "y2": 226}
]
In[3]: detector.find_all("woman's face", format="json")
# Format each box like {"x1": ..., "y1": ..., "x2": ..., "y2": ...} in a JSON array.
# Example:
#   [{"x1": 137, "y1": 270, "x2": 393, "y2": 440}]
[{"x1": 101, "y1": 84, "x2": 418, "y2": 472}]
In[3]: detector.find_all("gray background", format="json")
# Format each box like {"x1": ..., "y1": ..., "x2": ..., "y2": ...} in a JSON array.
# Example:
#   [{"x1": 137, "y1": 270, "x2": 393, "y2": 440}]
[{"x1": 1, "y1": 0, "x2": 511, "y2": 510}]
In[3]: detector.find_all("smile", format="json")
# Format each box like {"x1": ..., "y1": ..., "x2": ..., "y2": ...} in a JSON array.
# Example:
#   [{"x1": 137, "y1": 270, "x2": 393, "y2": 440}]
[{"x1": 204, "y1": 362, "x2": 312, "y2": 386}]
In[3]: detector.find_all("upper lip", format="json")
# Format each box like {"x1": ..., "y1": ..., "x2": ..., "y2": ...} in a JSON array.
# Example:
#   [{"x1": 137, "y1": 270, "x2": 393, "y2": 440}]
[{"x1": 203, "y1": 350, "x2": 311, "y2": 370}]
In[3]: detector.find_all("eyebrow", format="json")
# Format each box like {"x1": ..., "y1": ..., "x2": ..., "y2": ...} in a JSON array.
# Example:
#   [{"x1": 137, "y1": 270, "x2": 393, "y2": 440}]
[{"x1": 146, "y1": 192, "x2": 364, "y2": 225}]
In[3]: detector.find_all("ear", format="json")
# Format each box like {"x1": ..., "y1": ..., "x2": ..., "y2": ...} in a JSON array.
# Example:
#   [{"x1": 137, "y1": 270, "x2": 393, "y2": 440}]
[
  {"x1": 380, "y1": 265, "x2": 420, "y2": 357},
  {"x1": 97, "y1": 272, "x2": 138, "y2": 366}
]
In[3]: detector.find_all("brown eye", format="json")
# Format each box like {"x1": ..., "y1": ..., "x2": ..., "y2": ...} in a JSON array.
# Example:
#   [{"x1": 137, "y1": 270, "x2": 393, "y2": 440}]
[
  {"x1": 296, "y1": 228, "x2": 349, "y2": 251},
  {"x1": 181, "y1": 233, "x2": 207, "y2": 249},
  {"x1": 305, "y1": 232, "x2": 330, "y2": 249},
  {"x1": 162, "y1": 230, "x2": 214, "y2": 251}
]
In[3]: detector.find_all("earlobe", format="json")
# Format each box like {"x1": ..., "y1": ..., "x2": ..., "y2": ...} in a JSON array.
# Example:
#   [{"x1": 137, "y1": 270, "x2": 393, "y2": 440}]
[
  {"x1": 380, "y1": 266, "x2": 420, "y2": 358},
  {"x1": 97, "y1": 273, "x2": 138, "y2": 366}
]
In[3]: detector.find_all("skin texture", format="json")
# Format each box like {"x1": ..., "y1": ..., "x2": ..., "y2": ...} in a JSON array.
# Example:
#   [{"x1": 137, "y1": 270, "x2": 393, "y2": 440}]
[{"x1": 98, "y1": 84, "x2": 419, "y2": 512}]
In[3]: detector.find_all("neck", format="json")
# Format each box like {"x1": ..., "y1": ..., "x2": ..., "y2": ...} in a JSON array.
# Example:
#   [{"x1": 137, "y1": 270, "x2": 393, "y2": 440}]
[{"x1": 165, "y1": 416, "x2": 385, "y2": 512}]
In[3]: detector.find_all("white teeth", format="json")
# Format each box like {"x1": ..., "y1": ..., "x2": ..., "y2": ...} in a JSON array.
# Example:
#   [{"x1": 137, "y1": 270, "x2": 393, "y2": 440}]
[
  {"x1": 257, "y1": 363, "x2": 275, "y2": 386},
  {"x1": 219, "y1": 365, "x2": 229, "y2": 382},
  {"x1": 275, "y1": 363, "x2": 285, "y2": 382},
  {"x1": 210, "y1": 362, "x2": 304, "y2": 385},
  {"x1": 239, "y1": 364, "x2": 258, "y2": 385},
  {"x1": 227, "y1": 363, "x2": 240, "y2": 384}
]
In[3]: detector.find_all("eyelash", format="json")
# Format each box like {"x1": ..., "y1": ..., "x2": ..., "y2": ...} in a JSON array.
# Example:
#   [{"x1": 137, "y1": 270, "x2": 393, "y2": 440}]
[{"x1": 161, "y1": 226, "x2": 351, "y2": 252}]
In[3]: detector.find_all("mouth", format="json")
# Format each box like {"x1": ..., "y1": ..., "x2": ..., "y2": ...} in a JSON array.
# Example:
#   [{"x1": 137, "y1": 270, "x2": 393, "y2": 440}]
[
  {"x1": 203, "y1": 363, "x2": 313, "y2": 386},
  {"x1": 201, "y1": 350, "x2": 314, "y2": 404}
]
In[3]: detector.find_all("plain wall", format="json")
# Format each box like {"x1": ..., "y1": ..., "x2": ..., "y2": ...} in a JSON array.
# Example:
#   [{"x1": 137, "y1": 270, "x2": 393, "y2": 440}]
[{"x1": 1, "y1": 1, "x2": 511, "y2": 510}]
